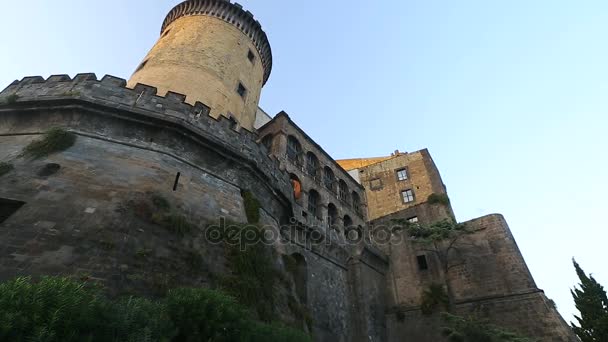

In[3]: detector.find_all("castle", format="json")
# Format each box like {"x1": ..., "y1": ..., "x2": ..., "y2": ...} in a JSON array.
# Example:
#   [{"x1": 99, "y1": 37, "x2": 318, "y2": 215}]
[{"x1": 0, "y1": 1, "x2": 577, "y2": 341}]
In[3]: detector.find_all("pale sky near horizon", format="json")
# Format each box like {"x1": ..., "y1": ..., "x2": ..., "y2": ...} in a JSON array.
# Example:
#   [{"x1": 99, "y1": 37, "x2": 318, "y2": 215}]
[{"x1": 1, "y1": 0, "x2": 607, "y2": 324}]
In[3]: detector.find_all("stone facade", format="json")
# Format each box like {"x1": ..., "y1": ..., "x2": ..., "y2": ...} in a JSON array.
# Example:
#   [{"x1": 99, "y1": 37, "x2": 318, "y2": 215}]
[
  {"x1": 0, "y1": 1, "x2": 576, "y2": 341},
  {"x1": 258, "y1": 112, "x2": 367, "y2": 237},
  {"x1": 127, "y1": 0, "x2": 272, "y2": 131},
  {"x1": 338, "y1": 150, "x2": 451, "y2": 221}
]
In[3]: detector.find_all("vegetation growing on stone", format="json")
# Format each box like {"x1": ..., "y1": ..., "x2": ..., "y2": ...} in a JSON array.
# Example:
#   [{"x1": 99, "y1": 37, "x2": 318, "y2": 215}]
[
  {"x1": 241, "y1": 190, "x2": 261, "y2": 224},
  {"x1": 393, "y1": 218, "x2": 472, "y2": 308},
  {"x1": 0, "y1": 162, "x2": 14, "y2": 177},
  {"x1": 3, "y1": 93, "x2": 19, "y2": 104},
  {"x1": 0, "y1": 276, "x2": 311, "y2": 342},
  {"x1": 22, "y1": 127, "x2": 76, "y2": 159},
  {"x1": 428, "y1": 193, "x2": 451, "y2": 206},
  {"x1": 440, "y1": 313, "x2": 534, "y2": 342},
  {"x1": 570, "y1": 259, "x2": 608, "y2": 341},
  {"x1": 131, "y1": 193, "x2": 195, "y2": 236},
  {"x1": 220, "y1": 221, "x2": 278, "y2": 321},
  {"x1": 420, "y1": 284, "x2": 449, "y2": 315}
]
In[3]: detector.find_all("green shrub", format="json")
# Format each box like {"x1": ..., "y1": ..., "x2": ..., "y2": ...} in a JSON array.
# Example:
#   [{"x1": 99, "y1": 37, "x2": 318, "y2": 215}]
[
  {"x1": 0, "y1": 162, "x2": 13, "y2": 177},
  {"x1": 241, "y1": 190, "x2": 261, "y2": 224},
  {"x1": 247, "y1": 321, "x2": 312, "y2": 342},
  {"x1": 441, "y1": 313, "x2": 534, "y2": 341},
  {"x1": 0, "y1": 277, "x2": 108, "y2": 342},
  {"x1": 221, "y1": 223, "x2": 278, "y2": 320},
  {"x1": 22, "y1": 128, "x2": 76, "y2": 159},
  {"x1": 0, "y1": 277, "x2": 311, "y2": 342},
  {"x1": 427, "y1": 193, "x2": 450, "y2": 206},
  {"x1": 421, "y1": 284, "x2": 449, "y2": 315},
  {"x1": 108, "y1": 297, "x2": 176, "y2": 342},
  {"x1": 166, "y1": 287, "x2": 250, "y2": 342}
]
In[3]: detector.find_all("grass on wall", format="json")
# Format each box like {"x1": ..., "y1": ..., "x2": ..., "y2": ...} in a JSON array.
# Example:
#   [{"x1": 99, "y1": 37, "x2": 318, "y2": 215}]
[
  {"x1": 22, "y1": 128, "x2": 76, "y2": 159},
  {"x1": 427, "y1": 193, "x2": 451, "y2": 206},
  {"x1": 0, "y1": 276, "x2": 311, "y2": 342},
  {"x1": 0, "y1": 162, "x2": 13, "y2": 177},
  {"x1": 241, "y1": 190, "x2": 261, "y2": 224}
]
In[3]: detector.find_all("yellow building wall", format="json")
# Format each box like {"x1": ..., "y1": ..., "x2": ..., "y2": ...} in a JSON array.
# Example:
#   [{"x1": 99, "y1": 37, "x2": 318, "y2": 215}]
[{"x1": 127, "y1": 15, "x2": 265, "y2": 130}]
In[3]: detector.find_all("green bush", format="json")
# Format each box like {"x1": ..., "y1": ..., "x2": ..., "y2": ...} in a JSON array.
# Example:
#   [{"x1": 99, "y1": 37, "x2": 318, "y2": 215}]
[
  {"x1": 221, "y1": 223, "x2": 278, "y2": 320},
  {"x1": 0, "y1": 162, "x2": 13, "y2": 177},
  {"x1": 241, "y1": 190, "x2": 261, "y2": 224},
  {"x1": 421, "y1": 284, "x2": 449, "y2": 315},
  {"x1": 0, "y1": 277, "x2": 311, "y2": 342},
  {"x1": 0, "y1": 277, "x2": 107, "y2": 342},
  {"x1": 22, "y1": 128, "x2": 76, "y2": 159},
  {"x1": 428, "y1": 193, "x2": 451, "y2": 206},
  {"x1": 247, "y1": 321, "x2": 312, "y2": 342},
  {"x1": 166, "y1": 287, "x2": 250, "y2": 342}
]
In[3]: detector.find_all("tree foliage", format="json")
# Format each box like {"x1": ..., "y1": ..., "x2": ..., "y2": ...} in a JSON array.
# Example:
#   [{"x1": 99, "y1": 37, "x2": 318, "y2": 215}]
[
  {"x1": 0, "y1": 276, "x2": 311, "y2": 342},
  {"x1": 441, "y1": 313, "x2": 534, "y2": 342},
  {"x1": 571, "y1": 259, "x2": 608, "y2": 342}
]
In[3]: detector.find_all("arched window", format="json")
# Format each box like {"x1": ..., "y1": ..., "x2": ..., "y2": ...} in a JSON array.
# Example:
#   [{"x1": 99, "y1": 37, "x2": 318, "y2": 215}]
[
  {"x1": 323, "y1": 167, "x2": 335, "y2": 192},
  {"x1": 290, "y1": 253, "x2": 308, "y2": 304},
  {"x1": 352, "y1": 191, "x2": 361, "y2": 215},
  {"x1": 339, "y1": 180, "x2": 350, "y2": 204},
  {"x1": 343, "y1": 215, "x2": 353, "y2": 229},
  {"x1": 327, "y1": 203, "x2": 338, "y2": 228},
  {"x1": 306, "y1": 152, "x2": 319, "y2": 178},
  {"x1": 290, "y1": 174, "x2": 302, "y2": 201},
  {"x1": 308, "y1": 189, "x2": 320, "y2": 218},
  {"x1": 261, "y1": 134, "x2": 273, "y2": 152},
  {"x1": 287, "y1": 135, "x2": 302, "y2": 166}
]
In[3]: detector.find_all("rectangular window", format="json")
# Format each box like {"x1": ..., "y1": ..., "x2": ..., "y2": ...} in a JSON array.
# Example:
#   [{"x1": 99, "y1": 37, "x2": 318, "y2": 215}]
[
  {"x1": 407, "y1": 216, "x2": 418, "y2": 223},
  {"x1": 401, "y1": 189, "x2": 415, "y2": 203},
  {"x1": 396, "y1": 168, "x2": 408, "y2": 181},
  {"x1": 0, "y1": 198, "x2": 25, "y2": 224},
  {"x1": 417, "y1": 255, "x2": 428, "y2": 271},
  {"x1": 236, "y1": 82, "x2": 248, "y2": 99},
  {"x1": 370, "y1": 178, "x2": 383, "y2": 191}
]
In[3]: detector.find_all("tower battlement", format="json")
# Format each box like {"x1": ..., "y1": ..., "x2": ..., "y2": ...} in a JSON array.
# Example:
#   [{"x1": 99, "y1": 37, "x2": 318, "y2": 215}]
[
  {"x1": 161, "y1": 0, "x2": 272, "y2": 84},
  {"x1": 0, "y1": 74, "x2": 292, "y2": 202}
]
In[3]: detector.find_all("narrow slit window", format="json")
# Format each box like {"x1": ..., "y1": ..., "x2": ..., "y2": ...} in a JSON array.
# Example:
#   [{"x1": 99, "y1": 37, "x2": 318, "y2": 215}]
[
  {"x1": 417, "y1": 255, "x2": 428, "y2": 271},
  {"x1": 173, "y1": 172, "x2": 181, "y2": 191},
  {"x1": 237, "y1": 82, "x2": 248, "y2": 99},
  {"x1": 247, "y1": 49, "x2": 255, "y2": 63}
]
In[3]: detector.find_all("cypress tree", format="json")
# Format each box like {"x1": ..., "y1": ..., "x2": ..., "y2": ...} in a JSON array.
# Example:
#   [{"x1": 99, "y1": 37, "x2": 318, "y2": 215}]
[{"x1": 571, "y1": 259, "x2": 608, "y2": 341}]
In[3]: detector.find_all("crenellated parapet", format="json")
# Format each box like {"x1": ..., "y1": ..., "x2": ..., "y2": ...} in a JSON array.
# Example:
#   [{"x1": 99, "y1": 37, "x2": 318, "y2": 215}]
[
  {"x1": 162, "y1": 0, "x2": 272, "y2": 85},
  {"x1": 0, "y1": 74, "x2": 290, "y2": 202}
]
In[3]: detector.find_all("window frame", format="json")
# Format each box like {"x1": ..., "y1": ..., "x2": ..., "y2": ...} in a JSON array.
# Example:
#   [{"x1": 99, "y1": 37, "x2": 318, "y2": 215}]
[
  {"x1": 369, "y1": 178, "x2": 383, "y2": 191},
  {"x1": 401, "y1": 189, "x2": 415, "y2": 204},
  {"x1": 396, "y1": 168, "x2": 408, "y2": 182}
]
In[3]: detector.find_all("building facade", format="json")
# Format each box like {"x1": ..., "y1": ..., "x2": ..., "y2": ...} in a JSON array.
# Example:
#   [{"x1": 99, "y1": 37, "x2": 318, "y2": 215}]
[{"x1": 0, "y1": 0, "x2": 576, "y2": 341}]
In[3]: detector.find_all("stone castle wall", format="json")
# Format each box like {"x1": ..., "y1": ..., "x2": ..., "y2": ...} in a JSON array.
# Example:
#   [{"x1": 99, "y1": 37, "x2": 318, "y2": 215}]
[
  {"x1": 0, "y1": 74, "x2": 388, "y2": 342},
  {"x1": 357, "y1": 150, "x2": 449, "y2": 221},
  {"x1": 372, "y1": 213, "x2": 576, "y2": 341}
]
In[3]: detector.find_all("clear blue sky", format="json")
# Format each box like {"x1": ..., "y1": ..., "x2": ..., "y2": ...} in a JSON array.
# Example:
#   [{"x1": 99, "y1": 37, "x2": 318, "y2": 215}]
[{"x1": 1, "y1": 0, "x2": 607, "y2": 322}]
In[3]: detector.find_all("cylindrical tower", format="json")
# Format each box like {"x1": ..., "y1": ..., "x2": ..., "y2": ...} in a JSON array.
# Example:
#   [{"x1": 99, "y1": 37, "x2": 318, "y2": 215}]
[{"x1": 127, "y1": 0, "x2": 272, "y2": 130}]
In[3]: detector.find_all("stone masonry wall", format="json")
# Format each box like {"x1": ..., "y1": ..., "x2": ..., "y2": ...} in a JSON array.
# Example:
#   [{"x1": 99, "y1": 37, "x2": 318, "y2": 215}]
[
  {"x1": 373, "y1": 213, "x2": 576, "y2": 341},
  {"x1": 358, "y1": 150, "x2": 449, "y2": 221}
]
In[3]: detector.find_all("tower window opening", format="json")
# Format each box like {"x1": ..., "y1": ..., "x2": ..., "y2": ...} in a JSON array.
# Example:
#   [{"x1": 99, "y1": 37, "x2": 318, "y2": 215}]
[
  {"x1": 162, "y1": 29, "x2": 171, "y2": 38},
  {"x1": 237, "y1": 82, "x2": 248, "y2": 99},
  {"x1": 247, "y1": 49, "x2": 256, "y2": 63},
  {"x1": 417, "y1": 255, "x2": 428, "y2": 271},
  {"x1": 0, "y1": 198, "x2": 25, "y2": 224}
]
